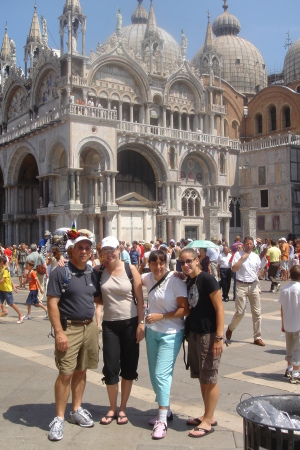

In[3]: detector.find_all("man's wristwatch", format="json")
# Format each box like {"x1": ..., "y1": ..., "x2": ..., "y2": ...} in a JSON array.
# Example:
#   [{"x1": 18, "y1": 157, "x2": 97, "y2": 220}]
[
  {"x1": 215, "y1": 336, "x2": 223, "y2": 342},
  {"x1": 139, "y1": 320, "x2": 144, "y2": 325}
]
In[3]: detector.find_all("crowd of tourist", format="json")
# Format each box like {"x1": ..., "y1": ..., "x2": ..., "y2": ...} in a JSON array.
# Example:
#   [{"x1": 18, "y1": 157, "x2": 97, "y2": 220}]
[{"x1": 1, "y1": 232, "x2": 300, "y2": 442}]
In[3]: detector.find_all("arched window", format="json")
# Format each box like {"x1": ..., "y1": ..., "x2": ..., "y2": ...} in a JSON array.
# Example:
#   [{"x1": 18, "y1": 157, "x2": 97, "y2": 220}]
[
  {"x1": 181, "y1": 189, "x2": 201, "y2": 217},
  {"x1": 282, "y1": 106, "x2": 291, "y2": 129},
  {"x1": 269, "y1": 106, "x2": 276, "y2": 132},
  {"x1": 255, "y1": 114, "x2": 263, "y2": 134},
  {"x1": 229, "y1": 198, "x2": 241, "y2": 228}
]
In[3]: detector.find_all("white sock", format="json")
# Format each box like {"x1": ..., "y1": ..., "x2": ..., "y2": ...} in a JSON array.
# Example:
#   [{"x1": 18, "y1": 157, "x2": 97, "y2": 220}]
[
  {"x1": 288, "y1": 365, "x2": 293, "y2": 372},
  {"x1": 158, "y1": 409, "x2": 168, "y2": 425}
]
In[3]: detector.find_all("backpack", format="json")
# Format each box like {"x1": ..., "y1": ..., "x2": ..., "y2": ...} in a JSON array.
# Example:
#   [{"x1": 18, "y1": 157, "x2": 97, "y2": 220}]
[{"x1": 98, "y1": 262, "x2": 136, "y2": 305}]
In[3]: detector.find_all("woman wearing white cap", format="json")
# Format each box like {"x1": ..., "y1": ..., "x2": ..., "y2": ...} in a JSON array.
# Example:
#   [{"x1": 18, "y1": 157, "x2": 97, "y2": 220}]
[{"x1": 98, "y1": 236, "x2": 145, "y2": 426}]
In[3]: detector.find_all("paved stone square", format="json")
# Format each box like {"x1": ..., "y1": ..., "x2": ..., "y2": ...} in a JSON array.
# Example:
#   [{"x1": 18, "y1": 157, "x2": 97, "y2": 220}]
[{"x1": 1, "y1": 279, "x2": 299, "y2": 449}]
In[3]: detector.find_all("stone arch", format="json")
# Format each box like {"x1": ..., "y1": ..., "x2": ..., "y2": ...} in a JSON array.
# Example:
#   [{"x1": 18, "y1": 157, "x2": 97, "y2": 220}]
[
  {"x1": 166, "y1": 77, "x2": 203, "y2": 112},
  {"x1": 47, "y1": 137, "x2": 69, "y2": 173},
  {"x1": 32, "y1": 65, "x2": 59, "y2": 107},
  {"x1": 267, "y1": 103, "x2": 277, "y2": 132},
  {"x1": 4, "y1": 84, "x2": 28, "y2": 123},
  {"x1": 179, "y1": 150, "x2": 218, "y2": 186},
  {"x1": 254, "y1": 112, "x2": 263, "y2": 135},
  {"x1": 76, "y1": 136, "x2": 115, "y2": 172},
  {"x1": 7, "y1": 143, "x2": 39, "y2": 185},
  {"x1": 117, "y1": 141, "x2": 169, "y2": 184}
]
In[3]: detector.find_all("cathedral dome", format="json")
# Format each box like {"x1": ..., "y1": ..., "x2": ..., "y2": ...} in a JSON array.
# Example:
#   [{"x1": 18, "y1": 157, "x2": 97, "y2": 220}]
[
  {"x1": 104, "y1": 1, "x2": 181, "y2": 70},
  {"x1": 283, "y1": 37, "x2": 300, "y2": 85},
  {"x1": 193, "y1": 2, "x2": 267, "y2": 96}
]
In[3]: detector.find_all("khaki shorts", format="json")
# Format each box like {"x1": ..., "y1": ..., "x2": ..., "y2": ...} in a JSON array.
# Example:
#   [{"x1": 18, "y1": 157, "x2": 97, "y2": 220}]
[
  {"x1": 188, "y1": 331, "x2": 221, "y2": 384},
  {"x1": 55, "y1": 321, "x2": 99, "y2": 375}
]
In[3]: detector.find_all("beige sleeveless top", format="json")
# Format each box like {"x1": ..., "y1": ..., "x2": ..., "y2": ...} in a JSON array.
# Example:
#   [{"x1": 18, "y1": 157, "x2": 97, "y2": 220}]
[{"x1": 101, "y1": 268, "x2": 137, "y2": 321}]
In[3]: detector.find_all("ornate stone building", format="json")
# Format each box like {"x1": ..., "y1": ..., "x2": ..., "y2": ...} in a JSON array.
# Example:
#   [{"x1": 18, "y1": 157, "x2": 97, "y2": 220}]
[{"x1": 0, "y1": 0, "x2": 299, "y2": 245}]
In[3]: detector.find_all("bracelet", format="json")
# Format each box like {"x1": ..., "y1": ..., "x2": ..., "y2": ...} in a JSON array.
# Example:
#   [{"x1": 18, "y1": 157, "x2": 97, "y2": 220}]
[{"x1": 215, "y1": 336, "x2": 223, "y2": 342}]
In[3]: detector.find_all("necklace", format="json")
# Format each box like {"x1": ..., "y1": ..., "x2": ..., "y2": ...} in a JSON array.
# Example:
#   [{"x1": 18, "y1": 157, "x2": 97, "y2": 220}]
[{"x1": 188, "y1": 273, "x2": 199, "y2": 308}]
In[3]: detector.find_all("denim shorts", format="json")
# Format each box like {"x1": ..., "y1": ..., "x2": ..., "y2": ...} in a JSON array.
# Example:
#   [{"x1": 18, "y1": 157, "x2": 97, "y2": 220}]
[
  {"x1": 0, "y1": 290, "x2": 14, "y2": 305},
  {"x1": 26, "y1": 290, "x2": 40, "y2": 305}
]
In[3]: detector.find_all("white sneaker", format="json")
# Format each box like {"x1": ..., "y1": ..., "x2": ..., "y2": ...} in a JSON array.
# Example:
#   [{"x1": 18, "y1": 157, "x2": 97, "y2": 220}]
[
  {"x1": 24, "y1": 315, "x2": 32, "y2": 320},
  {"x1": 17, "y1": 315, "x2": 25, "y2": 324}
]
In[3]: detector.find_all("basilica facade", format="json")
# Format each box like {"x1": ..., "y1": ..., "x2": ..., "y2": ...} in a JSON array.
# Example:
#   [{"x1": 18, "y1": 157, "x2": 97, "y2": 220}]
[{"x1": 0, "y1": 0, "x2": 299, "y2": 245}]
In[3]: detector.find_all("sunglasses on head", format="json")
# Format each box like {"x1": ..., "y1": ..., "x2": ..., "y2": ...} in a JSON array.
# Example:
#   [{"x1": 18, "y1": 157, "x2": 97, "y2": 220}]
[{"x1": 180, "y1": 257, "x2": 197, "y2": 266}]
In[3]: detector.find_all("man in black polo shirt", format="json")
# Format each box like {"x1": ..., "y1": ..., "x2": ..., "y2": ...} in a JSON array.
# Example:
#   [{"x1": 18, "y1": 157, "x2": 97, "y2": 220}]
[{"x1": 47, "y1": 236, "x2": 101, "y2": 441}]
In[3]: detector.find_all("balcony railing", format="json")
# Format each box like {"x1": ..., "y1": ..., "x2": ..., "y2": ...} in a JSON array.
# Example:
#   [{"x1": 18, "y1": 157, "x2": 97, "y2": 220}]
[
  {"x1": 58, "y1": 75, "x2": 88, "y2": 87},
  {"x1": 240, "y1": 133, "x2": 300, "y2": 152},
  {"x1": 68, "y1": 104, "x2": 117, "y2": 120},
  {"x1": 210, "y1": 104, "x2": 226, "y2": 114},
  {"x1": 118, "y1": 121, "x2": 239, "y2": 149}
]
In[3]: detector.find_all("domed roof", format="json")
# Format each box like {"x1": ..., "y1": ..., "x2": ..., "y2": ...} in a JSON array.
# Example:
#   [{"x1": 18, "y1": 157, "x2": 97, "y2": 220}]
[
  {"x1": 193, "y1": 2, "x2": 267, "y2": 96},
  {"x1": 104, "y1": 1, "x2": 181, "y2": 70},
  {"x1": 283, "y1": 37, "x2": 300, "y2": 85}
]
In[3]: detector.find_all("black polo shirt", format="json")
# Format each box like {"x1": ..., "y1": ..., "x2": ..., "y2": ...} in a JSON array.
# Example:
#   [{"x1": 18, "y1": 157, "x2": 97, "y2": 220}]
[{"x1": 47, "y1": 262, "x2": 99, "y2": 321}]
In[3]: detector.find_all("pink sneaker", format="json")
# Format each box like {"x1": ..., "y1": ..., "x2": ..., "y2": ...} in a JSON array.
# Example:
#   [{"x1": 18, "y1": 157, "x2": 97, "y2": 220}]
[{"x1": 152, "y1": 421, "x2": 167, "y2": 440}]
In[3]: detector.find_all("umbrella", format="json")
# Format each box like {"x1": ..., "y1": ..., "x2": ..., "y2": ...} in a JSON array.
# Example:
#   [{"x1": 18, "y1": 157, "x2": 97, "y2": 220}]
[
  {"x1": 53, "y1": 227, "x2": 69, "y2": 236},
  {"x1": 186, "y1": 240, "x2": 219, "y2": 249}
]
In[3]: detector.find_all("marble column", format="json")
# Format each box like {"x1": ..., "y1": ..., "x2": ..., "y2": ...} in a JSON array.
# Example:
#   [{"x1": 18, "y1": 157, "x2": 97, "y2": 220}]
[
  {"x1": 99, "y1": 216, "x2": 104, "y2": 242},
  {"x1": 161, "y1": 218, "x2": 167, "y2": 242},
  {"x1": 106, "y1": 175, "x2": 111, "y2": 204},
  {"x1": 224, "y1": 218, "x2": 230, "y2": 246},
  {"x1": 130, "y1": 104, "x2": 134, "y2": 123},
  {"x1": 163, "y1": 107, "x2": 167, "y2": 128},
  {"x1": 220, "y1": 188, "x2": 224, "y2": 212},
  {"x1": 99, "y1": 178, "x2": 104, "y2": 206},
  {"x1": 38, "y1": 217, "x2": 44, "y2": 241},
  {"x1": 111, "y1": 174, "x2": 116, "y2": 204},
  {"x1": 152, "y1": 209, "x2": 157, "y2": 241},
  {"x1": 75, "y1": 172, "x2": 80, "y2": 203},
  {"x1": 69, "y1": 172, "x2": 75, "y2": 203},
  {"x1": 117, "y1": 212, "x2": 121, "y2": 238},
  {"x1": 166, "y1": 184, "x2": 170, "y2": 210},
  {"x1": 45, "y1": 215, "x2": 50, "y2": 232},
  {"x1": 48, "y1": 177, "x2": 54, "y2": 206},
  {"x1": 170, "y1": 111, "x2": 174, "y2": 129},
  {"x1": 167, "y1": 219, "x2": 172, "y2": 243},
  {"x1": 175, "y1": 218, "x2": 181, "y2": 241},
  {"x1": 26, "y1": 222, "x2": 31, "y2": 245},
  {"x1": 15, "y1": 221, "x2": 20, "y2": 246},
  {"x1": 143, "y1": 211, "x2": 148, "y2": 241}
]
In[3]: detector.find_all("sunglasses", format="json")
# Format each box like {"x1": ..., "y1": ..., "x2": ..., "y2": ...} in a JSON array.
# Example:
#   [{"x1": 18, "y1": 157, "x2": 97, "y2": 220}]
[{"x1": 180, "y1": 257, "x2": 197, "y2": 266}]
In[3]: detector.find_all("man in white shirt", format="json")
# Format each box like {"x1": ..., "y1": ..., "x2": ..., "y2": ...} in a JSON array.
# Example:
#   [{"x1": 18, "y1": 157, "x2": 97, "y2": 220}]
[
  {"x1": 225, "y1": 236, "x2": 265, "y2": 346},
  {"x1": 217, "y1": 245, "x2": 232, "y2": 302}
]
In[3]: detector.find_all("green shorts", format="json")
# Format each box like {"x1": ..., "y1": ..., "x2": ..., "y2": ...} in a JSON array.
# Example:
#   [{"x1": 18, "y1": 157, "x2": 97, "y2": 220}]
[{"x1": 55, "y1": 321, "x2": 99, "y2": 375}]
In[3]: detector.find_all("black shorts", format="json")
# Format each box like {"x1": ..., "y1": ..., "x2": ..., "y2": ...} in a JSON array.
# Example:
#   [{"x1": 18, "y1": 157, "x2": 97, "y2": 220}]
[{"x1": 102, "y1": 316, "x2": 139, "y2": 385}]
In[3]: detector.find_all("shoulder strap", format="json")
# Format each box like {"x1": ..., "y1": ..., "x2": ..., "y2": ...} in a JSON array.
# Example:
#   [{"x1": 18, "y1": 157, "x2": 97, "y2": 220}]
[
  {"x1": 61, "y1": 262, "x2": 72, "y2": 293},
  {"x1": 148, "y1": 272, "x2": 169, "y2": 295},
  {"x1": 97, "y1": 264, "x2": 106, "y2": 297},
  {"x1": 124, "y1": 262, "x2": 136, "y2": 305}
]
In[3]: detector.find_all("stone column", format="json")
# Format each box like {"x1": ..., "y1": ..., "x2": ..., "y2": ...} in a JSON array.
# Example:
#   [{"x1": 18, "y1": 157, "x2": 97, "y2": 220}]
[
  {"x1": 163, "y1": 107, "x2": 167, "y2": 128},
  {"x1": 105, "y1": 213, "x2": 114, "y2": 236},
  {"x1": 175, "y1": 218, "x2": 181, "y2": 241},
  {"x1": 69, "y1": 172, "x2": 75, "y2": 204},
  {"x1": 26, "y1": 222, "x2": 31, "y2": 245},
  {"x1": 179, "y1": 113, "x2": 182, "y2": 130},
  {"x1": 119, "y1": 102, "x2": 123, "y2": 121},
  {"x1": 240, "y1": 207, "x2": 257, "y2": 238},
  {"x1": 161, "y1": 217, "x2": 167, "y2": 242},
  {"x1": 111, "y1": 174, "x2": 116, "y2": 204},
  {"x1": 106, "y1": 175, "x2": 111, "y2": 204},
  {"x1": 143, "y1": 211, "x2": 148, "y2": 241},
  {"x1": 170, "y1": 111, "x2": 174, "y2": 129},
  {"x1": 130, "y1": 104, "x2": 134, "y2": 123},
  {"x1": 94, "y1": 178, "x2": 99, "y2": 206},
  {"x1": 167, "y1": 218, "x2": 172, "y2": 243},
  {"x1": 152, "y1": 208, "x2": 157, "y2": 241},
  {"x1": 75, "y1": 172, "x2": 80, "y2": 203},
  {"x1": 117, "y1": 212, "x2": 122, "y2": 238},
  {"x1": 38, "y1": 217, "x2": 44, "y2": 241},
  {"x1": 88, "y1": 216, "x2": 95, "y2": 234},
  {"x1": 146, "y1": 104, "x2": 150, "y2": 125},
  {"x1": 166, "y1": 184, "x2": 170, "y2": 210},
  {"x1": 99, "y1": 178, "x2": 104, "y2": 206},
  {"x1": 99, "y1": 216, "x2": 104, "y2": 241},
  {"x1": 220, "y1": 188, "x2": 224, "y2": 212},
  {"x1": 44, "y1": 215, "x2": 50, "y2": 233},
  {"x1": 215, "y1": 187, "x2": 219, "y2": 207},
  {"x1": 187, "y1": 115, "x2": 190, "y2": 131},
  {"x1": 202, "y1": 206, "x2": 220, "y2": 240},
  {"x1": 49, "y1": 177, "x2": 54, "y2": 206},
  {"x1": 224, "y1": 218, "x2": 230, "y2": 246},
  {"x1": 15, "y1": 221, "x2": 20, "y2": 246},
  {"x1": 88, "y1": 178, "x2": 93, "y2": 206}
]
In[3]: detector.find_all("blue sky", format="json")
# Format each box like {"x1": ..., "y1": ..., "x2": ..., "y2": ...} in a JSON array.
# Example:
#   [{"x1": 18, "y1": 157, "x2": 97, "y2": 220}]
[{"x1": 1, "y1": 0, "x2": 298, "y2": 74}]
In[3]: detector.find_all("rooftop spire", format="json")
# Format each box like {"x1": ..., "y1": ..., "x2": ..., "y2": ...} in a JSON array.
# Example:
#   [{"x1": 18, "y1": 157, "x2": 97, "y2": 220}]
[
  {"x1": 27, "y1": 2, "x2": 42, "y2": 45},
  {"x1": 145, "y1": 0, "x2": 159, "y2": 38},
  {"x1": 131, "y1": 0, "x2": 148, "y2": 24},
  {"x1": 1, "y1": 24, "x2": 11, "y2": 60},
  {"x1": 223, "y1": 0, "x2": 229, "y2": 12},
  {"x1": 204, "y1": 11, "x2": 214, "y2": 48},
  {"x1": 63, "y1": 0, "x2": 82, "y2": 15}
]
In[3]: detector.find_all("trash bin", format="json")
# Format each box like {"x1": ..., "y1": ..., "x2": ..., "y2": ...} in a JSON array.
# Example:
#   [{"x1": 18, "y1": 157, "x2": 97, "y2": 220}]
[{"x1": 237, "y1": 394, "x2": 300, "y2": 450}]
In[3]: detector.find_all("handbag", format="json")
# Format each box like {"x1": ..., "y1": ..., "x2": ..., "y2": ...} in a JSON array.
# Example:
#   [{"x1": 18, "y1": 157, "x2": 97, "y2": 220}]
[{"x1": 36, "y1": 264, "x2": 47, "y2": 275}]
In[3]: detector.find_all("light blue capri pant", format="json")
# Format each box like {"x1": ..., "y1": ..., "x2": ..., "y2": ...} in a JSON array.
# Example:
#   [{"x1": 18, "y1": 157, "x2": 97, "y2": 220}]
[{"x1": 146, "y1": 327, "x2": 184, "y2": 406}]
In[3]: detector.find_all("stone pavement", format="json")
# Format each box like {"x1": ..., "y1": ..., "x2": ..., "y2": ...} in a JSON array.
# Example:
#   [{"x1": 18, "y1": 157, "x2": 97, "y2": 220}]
[{"x1": 1, "y1": 278, "x2": 299, "y2": 449}]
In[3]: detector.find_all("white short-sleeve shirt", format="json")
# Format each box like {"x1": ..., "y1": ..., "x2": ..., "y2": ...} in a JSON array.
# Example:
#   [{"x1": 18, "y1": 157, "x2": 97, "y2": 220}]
[
  {"x1": 218, "y1": 252, "x2": 231, "y2": 269},
  {"x1": 142, "y1": 272, "x2": 187, "y2": 334},
  {"x1": 279, "y1": 281, "x2": 300, "y2": 332},
  {"x1": 232, "y1": 251, "x2": 261, "y2": 282}
]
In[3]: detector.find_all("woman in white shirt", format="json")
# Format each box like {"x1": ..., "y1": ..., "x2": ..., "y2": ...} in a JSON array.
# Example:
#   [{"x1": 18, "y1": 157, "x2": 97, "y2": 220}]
[{"x1": 142, "y1": 250, "x2": 189, "y2": 440}]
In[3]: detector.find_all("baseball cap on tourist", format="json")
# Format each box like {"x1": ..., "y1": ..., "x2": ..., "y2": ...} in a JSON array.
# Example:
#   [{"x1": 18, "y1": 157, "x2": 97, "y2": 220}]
[
  {"x1": 279, "y1": 237, "x2": 287, "y2": 242},
  {"x1": 101, "y1": 236, "x2": 119, "y2": 249},
  {"x1": 73, "y1": 236, "x2": 93, "y2": 246}
]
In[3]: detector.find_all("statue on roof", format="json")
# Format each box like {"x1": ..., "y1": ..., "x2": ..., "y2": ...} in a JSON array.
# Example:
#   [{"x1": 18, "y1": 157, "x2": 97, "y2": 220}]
[
  {"x1": 181, "y1": 29, "x2": 188, "y2": 58},
  {"x1": 116, "y1": 9, "x2": 122, "y2": 37}
]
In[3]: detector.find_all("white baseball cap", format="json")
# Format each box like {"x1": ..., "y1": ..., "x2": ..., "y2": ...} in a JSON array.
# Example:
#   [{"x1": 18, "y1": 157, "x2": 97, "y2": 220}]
[
  {"x1": 73, "y1": 236, "x2": 93, "y2": 246},
  {"x1": 279, "y1": 237, "x2": 287, "y2": 242},
  {"x1": 101, "y1": 236, "x2": 119, "y2": 249}
]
